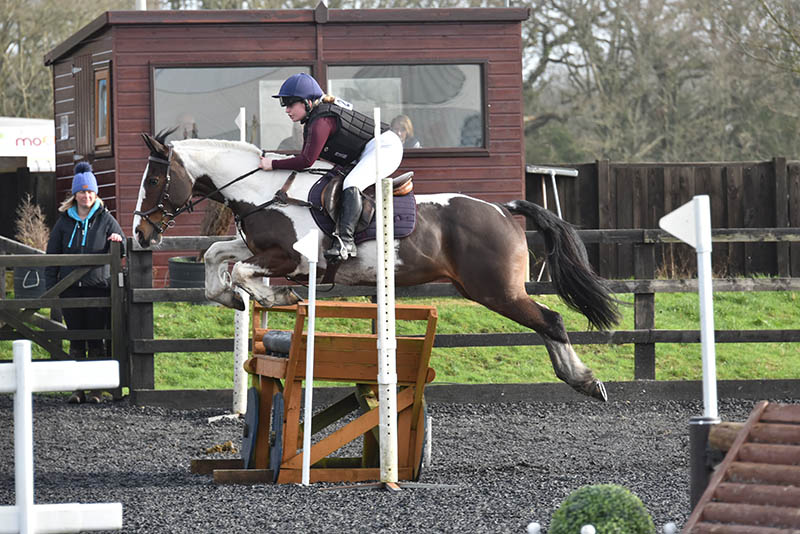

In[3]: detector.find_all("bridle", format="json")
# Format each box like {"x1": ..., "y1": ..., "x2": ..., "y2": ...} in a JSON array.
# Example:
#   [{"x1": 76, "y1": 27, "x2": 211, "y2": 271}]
[
  {"x1": 134, "y1": 146, "x2": 282, "y2": 237},
  {"x1": 133, "y1": 147, "x2": 183, "y2": 236}
]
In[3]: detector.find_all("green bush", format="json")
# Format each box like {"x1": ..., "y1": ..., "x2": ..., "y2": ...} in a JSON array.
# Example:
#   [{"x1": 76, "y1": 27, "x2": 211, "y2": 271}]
[{"x1": 549, "y1": 484, "x2": 656, "y2": 534}]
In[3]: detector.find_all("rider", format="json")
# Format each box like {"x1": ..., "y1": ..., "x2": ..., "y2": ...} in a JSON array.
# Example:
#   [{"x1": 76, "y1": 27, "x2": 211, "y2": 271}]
[{"x1": 259, "y1": 73, "x2": 403, "y2": 261}]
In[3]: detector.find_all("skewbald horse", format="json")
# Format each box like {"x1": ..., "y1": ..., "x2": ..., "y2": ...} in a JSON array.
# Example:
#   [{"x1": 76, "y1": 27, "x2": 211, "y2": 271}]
[{"x1": 133, "y1": 131, "x2": 620, "y2": 401}]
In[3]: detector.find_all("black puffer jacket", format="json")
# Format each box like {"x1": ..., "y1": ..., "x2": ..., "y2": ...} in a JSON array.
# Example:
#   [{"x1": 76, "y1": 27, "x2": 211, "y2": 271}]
[{"x1": 45, "y1": 201, "x2": 125, "y2": 290}]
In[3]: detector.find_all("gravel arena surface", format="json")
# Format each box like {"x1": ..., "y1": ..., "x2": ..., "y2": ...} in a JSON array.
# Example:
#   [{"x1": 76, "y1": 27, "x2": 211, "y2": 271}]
[{"x1": 0, "y1": 393, "x2": 795, "y2": 533}]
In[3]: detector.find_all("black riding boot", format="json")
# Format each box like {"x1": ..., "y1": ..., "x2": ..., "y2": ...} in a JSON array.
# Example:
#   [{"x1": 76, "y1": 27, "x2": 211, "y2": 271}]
[{"x1": 325, "y1": 186, "x2": 361, "y2": 261}]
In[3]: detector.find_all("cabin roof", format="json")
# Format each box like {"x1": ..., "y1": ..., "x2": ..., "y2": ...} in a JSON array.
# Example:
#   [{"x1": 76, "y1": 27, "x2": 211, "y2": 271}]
[{"x1": 44, "y1": 5, "x2": 530, "y2": 66}]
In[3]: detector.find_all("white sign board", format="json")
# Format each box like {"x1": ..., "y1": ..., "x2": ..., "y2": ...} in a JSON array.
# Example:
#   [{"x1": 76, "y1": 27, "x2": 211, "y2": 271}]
[{"x1": 0, "y1": 117, "x2": 55, "y2": 172}]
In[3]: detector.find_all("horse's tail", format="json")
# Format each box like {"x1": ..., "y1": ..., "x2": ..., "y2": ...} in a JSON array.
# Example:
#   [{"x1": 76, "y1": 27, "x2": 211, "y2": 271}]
[{"x1": 503, "y1": 199, "x2": 621, "y2": 330}]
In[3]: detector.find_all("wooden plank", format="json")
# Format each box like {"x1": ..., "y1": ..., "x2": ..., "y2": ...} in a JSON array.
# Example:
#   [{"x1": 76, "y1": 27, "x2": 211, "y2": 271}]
[
  {"x1": 727, "y1": 461, "x2": 800, "y2": 485},
  {"x1": 615, "y1": 166, "x2": 634, "y2": 278},
  {"x1": 212, "y1": 469, "x2": 275, "y2": 485},
  {"x1": 714, "y1": 482, "x2": 800, "y2": 508},
  {"x1": 596, "y1": 160, "x2": 613, "y2": 278},
  {"x1": 762, "y1": 403, "x2": 800, "y2": 424},
  {"x1": 277, "y1": 466, "x2": 414, "y2": 485},
  {"x1": 190, "y1": 458, "x2": 243, "y2": 475},
  {"x1": 253, "y1": 377, "x2": 280, "y2": 470},
  {"x1": 701, "y1": 501, "x2": 800, "y2": 529},
  {"x1": 774, "y1": 157, "x2": 789, "y2": 277},
  {"x1": 788, "y1": 162, "x2": 800, "y2": 276},
  {"x1": 248, "y1": 355, "x2": 288, "y2": 379},
  {"x1": 725, "y1": 165, "x2": 745, "y2": 274},
  {"x1": 693, "y1": 522, "x2": 800, "y2": 534},
  {"x1": 738, "y1": 443, "x2": 800, "y2": 466},
  {"x1": 749, "y1": 423, "x2": 800, "y2": 445},
  {"x1": 744, "y1": 163, "x2": 775, "y2": 275}
]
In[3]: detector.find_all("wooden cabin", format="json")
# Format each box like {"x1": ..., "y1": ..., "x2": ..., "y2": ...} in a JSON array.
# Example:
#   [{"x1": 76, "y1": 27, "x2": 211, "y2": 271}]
[{"x1": 45, "y1": 5, "x2": 530, "y2": 283}]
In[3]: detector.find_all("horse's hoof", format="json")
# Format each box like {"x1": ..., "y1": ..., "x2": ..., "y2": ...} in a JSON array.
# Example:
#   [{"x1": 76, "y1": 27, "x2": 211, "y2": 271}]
[
  {"x1": 589, "y1": 379, "x2": 608, "y2": 402},
  {"x1": 232, "y1": 294, "x2": 246, "y2": 311}
]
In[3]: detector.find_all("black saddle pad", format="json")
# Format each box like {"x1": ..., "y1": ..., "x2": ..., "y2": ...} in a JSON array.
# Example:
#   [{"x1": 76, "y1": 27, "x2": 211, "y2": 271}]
[{"x1": 308, "y1": 174, "x2": 416, "y2": 245}]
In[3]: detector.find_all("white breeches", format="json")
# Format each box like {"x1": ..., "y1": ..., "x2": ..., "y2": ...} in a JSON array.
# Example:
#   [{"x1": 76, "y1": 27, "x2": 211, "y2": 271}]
[{"x1": 343, "y1": 130, "x2": 403, "y2": 191}]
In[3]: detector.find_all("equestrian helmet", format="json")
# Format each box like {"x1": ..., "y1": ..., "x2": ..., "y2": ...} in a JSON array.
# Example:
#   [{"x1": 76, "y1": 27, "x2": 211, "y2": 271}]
[{"x1": 273, "y1": 73, "x2": 323, "y2": 106}]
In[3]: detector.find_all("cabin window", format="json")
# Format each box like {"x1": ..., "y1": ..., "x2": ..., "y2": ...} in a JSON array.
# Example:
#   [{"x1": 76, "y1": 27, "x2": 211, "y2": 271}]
[
  {"x1": 153, "y1": 66, "x2": 311, "y2": 149},
  {"x1": 327, "y1": 64, "x2": 486, "y2": 151},
  {"x1": 94, "y1": 68, "x2": 111, "y2": 151}
]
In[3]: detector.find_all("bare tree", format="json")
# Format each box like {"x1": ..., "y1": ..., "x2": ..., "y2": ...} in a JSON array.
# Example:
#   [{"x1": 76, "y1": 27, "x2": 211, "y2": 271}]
[{"x1": 0, "y1": 0, "x2": 129, "y2": 119}]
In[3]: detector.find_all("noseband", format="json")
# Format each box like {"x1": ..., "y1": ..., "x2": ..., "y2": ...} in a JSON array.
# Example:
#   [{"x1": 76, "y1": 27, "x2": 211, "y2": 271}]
[{"x1": 134, "y1": 147, "x2": 185, "y2": 236}]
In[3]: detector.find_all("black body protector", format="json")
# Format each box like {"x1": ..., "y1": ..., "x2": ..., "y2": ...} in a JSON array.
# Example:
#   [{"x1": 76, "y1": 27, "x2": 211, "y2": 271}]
[{"x1": 303, "y1": 98, "x2": 389, "y2": 166}]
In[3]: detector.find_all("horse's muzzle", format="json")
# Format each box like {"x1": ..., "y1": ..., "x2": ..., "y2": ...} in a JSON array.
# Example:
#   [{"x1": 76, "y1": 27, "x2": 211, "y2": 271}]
[{"x1": 135, "y1": 228, "x2": 161, "y2": 248}]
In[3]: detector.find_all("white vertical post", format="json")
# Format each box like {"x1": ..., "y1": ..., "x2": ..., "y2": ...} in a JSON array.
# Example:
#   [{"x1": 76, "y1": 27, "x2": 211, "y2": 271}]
[
  {"x1": 292, "y1": 230, "x2": 319, "y2": 486},
  {"x1": 235, "y1": 107, "x2": 246, "y2": 142},
  {"x1": 659, "y1": 195, "x2": 719, "y2": 422},
  {"x1": 374, "y1": 108, "x2": 398, "y2": 483},
  {"x1": 14, "y1": 341, "x2": 35, "y2": 534},
  {"x1": 694, "y1": 196, "x2": 718, "y2": 421},
  {"x1": 232, "y1": 287, "x2": 249, "y2": 415}
]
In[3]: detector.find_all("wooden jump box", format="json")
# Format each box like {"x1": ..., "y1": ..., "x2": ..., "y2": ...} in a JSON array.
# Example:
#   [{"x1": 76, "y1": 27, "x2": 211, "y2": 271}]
[{"x1": 193, "y1": 300, "x2": 438, "y2": 485}]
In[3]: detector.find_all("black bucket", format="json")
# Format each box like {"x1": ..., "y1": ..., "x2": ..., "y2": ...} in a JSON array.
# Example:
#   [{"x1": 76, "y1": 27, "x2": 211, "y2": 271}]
[
  {"x1": 168, "y1": 256, "x2": 205, "y2": 288},
  {"x1": 14, "y1": 266, "x2": 47, "y2": 299}
]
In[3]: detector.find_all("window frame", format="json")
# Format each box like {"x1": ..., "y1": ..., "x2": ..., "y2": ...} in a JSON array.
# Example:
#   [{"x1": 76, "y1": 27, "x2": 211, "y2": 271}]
[
  {"x1": 325, "y1": 60, "x2": 489, "y2": 158},
  {"x1": 93, "y1": 67, "x2": 111, "y2": 153}
]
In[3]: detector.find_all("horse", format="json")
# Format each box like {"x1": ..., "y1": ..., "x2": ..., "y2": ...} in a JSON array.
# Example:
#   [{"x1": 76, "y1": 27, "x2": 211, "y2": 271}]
[{"x1": 133, "y1": 131, "x2": 620, "y2": 402}]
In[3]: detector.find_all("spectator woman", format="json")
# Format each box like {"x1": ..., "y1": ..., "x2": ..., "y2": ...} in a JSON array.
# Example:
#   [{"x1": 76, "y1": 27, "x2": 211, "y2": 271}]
[{"x1": 45, "y1": 162, "x2": 125, "y2": 404}]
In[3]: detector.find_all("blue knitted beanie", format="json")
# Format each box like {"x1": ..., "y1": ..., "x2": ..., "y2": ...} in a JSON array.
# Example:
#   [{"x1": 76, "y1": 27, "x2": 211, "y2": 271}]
[{"x1": 72, "y1": 162, "x2": 98, "y2": 194}]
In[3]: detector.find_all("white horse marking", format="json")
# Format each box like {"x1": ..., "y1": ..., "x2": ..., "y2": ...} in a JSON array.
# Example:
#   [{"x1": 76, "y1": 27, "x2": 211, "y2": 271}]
[{"x1": 131, "y1": 163, "x2": 150, "y2": 237}]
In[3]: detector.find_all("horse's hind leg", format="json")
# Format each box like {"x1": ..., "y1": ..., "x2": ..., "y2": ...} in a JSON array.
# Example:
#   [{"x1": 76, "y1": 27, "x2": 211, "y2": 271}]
[{"x1": 477, "y1": 294, "x2": 607, "y2": 402}]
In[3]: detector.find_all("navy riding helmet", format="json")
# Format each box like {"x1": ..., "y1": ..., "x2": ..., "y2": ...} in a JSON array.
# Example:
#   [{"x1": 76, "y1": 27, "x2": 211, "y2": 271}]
[{"x1": 273, "y1": 73, "x2": 324, "y2": 108}]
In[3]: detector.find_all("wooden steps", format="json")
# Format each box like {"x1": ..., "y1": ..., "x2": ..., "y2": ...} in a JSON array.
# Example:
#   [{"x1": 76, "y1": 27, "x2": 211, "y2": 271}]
[{"x1": 683, "y1": 402, "x2": 800, "y2": 533}]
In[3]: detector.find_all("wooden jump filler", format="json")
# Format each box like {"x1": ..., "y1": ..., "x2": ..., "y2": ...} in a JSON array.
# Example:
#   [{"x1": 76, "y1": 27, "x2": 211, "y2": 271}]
[{"x1": 192, "y1": 300, "x2": 438, "y2": 485}]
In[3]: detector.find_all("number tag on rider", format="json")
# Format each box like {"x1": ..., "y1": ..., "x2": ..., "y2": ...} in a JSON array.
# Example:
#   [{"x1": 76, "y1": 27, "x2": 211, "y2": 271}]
[{"x1": 332, "y1": 97, "x2": 353, "y2": 110}]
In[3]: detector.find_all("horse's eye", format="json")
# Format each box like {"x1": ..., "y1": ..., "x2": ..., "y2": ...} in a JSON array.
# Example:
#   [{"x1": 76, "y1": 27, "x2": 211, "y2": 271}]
[{"x1": 148, "y1": 178, "x2": 159, "y2": 186}]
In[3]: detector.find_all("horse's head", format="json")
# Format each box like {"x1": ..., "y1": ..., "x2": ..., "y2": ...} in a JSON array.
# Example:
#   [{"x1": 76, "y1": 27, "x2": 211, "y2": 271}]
[{"x1": 133, "y1": 129, "x2": 195, "y2": 247}]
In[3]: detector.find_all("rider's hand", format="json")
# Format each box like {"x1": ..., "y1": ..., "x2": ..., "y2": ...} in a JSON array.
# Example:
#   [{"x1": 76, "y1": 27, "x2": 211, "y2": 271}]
[
  {"x1": 108, "y1": 233, "x2": 123, "y2": 243},
  {"x1": 259, "y1": 156, "x2": 273, "y2": 171}
]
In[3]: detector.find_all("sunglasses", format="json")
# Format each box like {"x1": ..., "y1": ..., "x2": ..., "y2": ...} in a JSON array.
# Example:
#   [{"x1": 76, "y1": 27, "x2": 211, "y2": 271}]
[{"x1": 279, "y1": 97, "x2": 304, "y2": 107}]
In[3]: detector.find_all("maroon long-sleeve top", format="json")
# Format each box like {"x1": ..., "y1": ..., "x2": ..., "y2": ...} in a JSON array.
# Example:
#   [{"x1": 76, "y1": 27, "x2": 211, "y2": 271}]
[{"x1": 272, "y1": 116, "x2": 338, "y2": 171}]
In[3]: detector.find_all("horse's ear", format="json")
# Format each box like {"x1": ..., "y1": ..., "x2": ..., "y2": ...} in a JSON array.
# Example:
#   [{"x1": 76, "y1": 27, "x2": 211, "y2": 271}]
[
  {"x1": 141, "y1": 132, "x2": 156, "y2": 154},
  {"x1": 141, "y1": 132, "x2": 167, "y2": 157}
]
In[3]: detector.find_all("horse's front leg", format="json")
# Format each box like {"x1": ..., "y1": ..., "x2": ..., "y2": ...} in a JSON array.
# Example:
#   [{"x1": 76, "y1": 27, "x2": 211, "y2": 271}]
[
  {"x1": 229, "y1": 241, "x2": 307, "y2": 308},
  {"x1": 203, "y1": 238, "x2": 252, "y2": 310}
]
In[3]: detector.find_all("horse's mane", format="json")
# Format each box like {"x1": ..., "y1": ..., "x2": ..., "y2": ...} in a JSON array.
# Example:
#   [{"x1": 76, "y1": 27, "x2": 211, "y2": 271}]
[{"x1": 171, "y1": 138, "x2": 290, "y2": 160}]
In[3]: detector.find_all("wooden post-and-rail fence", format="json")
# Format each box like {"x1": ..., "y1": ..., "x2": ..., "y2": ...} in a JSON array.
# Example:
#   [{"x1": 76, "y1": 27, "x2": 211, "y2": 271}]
[
  {"x1": 0, "y1": 236, "x2": 127, "y2": 393},
  {"x1": 3, "y1": 229, "x2": 799, "y2": 398},
  {"x1": 124, "y1": 230, "x2": 800, "y2": 396}
]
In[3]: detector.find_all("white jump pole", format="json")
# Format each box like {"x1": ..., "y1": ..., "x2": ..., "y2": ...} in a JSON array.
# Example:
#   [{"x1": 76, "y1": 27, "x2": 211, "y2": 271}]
[
  {"x1": 292, "y1": 229, "x2": 319, "y2": 486},
  {"x1": 374, "y1": 107, "x2": 399, "y2": 484}
]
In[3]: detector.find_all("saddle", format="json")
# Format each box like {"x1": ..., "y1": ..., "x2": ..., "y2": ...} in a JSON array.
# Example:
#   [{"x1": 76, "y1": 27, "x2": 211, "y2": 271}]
[{"x1": 319, "y1": 167, "x2": 414, "y2": 233}]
